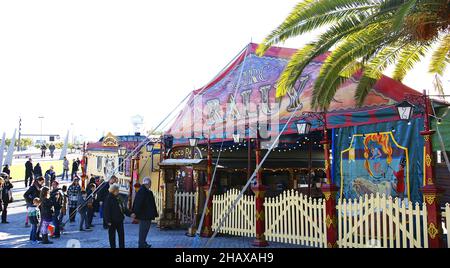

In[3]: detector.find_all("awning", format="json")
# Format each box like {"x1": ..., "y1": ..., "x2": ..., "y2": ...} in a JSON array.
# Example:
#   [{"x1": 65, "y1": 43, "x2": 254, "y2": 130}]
[
  {"x1": 159, "y1": 159, "x2": 205, "y2": 167},
  {"x1": 159, "y1": 159, "x2": 227, "y2": 169}
]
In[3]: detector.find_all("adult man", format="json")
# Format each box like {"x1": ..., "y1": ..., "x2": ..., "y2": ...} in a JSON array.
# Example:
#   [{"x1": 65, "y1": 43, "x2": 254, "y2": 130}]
[
  {"x1": 132, "y1": 177, "x2": 158, "y2": 248},
  {"x1": 40, "y1": 144, "x2": 47, "y2": 158},
  {"x1": 50, "y1": 180, "x2": 63, "y2": 238},
  {"x1": 67, "y1": 178, "x2": 82, "y2": 222},
  {"x1": 62, "y1": 157, "x2": 69, "y2": 180},
  {"x1": 25, "y1": 158, "x2": 34, "y2": 187},
  {"x1": 49, "y1": 144, "x2": 56, "y2": 158}
]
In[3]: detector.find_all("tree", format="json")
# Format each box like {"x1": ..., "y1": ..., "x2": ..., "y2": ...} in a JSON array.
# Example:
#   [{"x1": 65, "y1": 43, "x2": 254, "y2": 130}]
[{"x1": 257, "y1": 0, "x2": 449, "y2": 110}]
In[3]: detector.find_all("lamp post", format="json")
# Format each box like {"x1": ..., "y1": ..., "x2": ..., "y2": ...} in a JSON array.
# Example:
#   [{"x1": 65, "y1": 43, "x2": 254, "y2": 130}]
[
  {"x1": 251, "y1": 125, "x2": 269, "y2": 247},
  {"x1": 201, "y1": 135, "x2": 214, "y2": 237},
  {"x1": 80, "y1": 142, "x2": 87, "y2": 190},
  {"x1": 299, "y1": 111, "x2": 339, "y2": 248},
  {"x1": 398, "y1": 90, "x2": 444, "y2": 248},
  {"x1": 38, "y1": 116, "x2": 44, "y2": 145}
]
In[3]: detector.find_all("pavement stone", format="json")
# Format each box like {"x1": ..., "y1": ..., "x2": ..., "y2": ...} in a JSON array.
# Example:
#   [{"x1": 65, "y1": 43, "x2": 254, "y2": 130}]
[{"x1": 0, "y1": 184, "x2": 308, "y2": 249}]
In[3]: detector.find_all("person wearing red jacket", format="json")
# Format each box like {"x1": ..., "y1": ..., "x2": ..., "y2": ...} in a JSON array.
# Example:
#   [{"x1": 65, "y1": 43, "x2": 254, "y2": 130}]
[{"x1": 393, "y1": 163, "x2": 405, "y2": 199}]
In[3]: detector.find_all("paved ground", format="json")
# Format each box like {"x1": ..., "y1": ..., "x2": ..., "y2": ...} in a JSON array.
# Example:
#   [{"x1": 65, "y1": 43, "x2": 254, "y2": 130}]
[{"x1": 0, "y1": 182, "x2": 306, "y2": 248}]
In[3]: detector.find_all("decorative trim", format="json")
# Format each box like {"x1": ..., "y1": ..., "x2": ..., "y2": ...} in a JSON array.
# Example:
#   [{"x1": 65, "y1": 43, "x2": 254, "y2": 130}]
[
  {"x1": 425, "y1": 154, "x2": 432, "y2": 167},
  {"x1": 428, "y1": 223, "x2": 439, "y2": 239},
  {"x1": 424, "y1": 194, "x2": 436, "y2": 205}
]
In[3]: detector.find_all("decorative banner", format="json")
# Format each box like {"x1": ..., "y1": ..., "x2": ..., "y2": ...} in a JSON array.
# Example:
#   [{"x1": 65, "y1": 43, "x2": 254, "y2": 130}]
[
  {"x1": 168, "y1": 43, "x2": 420, "y2": 142},
  {"x1": 332, "y1": 118, "x2": 424, "y2": 203}
]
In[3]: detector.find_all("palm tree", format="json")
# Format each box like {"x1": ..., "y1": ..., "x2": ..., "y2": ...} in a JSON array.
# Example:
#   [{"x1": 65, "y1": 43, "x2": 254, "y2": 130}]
[{"x1": 257, "y1": 0, "x2": 449, "y2": 110}]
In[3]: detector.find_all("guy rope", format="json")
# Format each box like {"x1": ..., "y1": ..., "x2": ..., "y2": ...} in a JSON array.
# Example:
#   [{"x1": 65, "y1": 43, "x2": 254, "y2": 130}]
[{"x1": 64, "y1": 43, "x2": 250, "y2": 226}]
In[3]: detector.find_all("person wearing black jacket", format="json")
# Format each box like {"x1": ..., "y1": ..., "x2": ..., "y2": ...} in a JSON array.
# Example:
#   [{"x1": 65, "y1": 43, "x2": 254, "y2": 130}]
[
  {"x1": 71, "y1": 159, "x2": 79, "y2": 180},
  {"x1": 24, "y1": 177, "x2": 44, "y2": 227},
  {"x1": 25, "y1": 158, "x2": 34, "y2": 187},
  {"x1": 97, "y1": 176, "x2": 118, "y2": 229},
  {"x1": 132, "y1": 177, "x2": 158, "y2": 248},
  {"x1": 50, "y1": 181, "x2": 63, "y2": 238},
  {"x1": 33, "y1": 163, "x2": 43, "y2": 179},
  {"x1": 1, "y1": 174, "x2": 14, "y2": 223},
  {"x1": 39, "y1": 187, "x2": 53, "y2": 244},
  {"x1": 103, "y1": 184, "x2": 134, "y2": 248}
]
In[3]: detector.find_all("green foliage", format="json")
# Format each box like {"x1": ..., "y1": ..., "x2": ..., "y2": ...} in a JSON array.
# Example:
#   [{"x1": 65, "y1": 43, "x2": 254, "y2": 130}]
[{"x1": 258, "y1": 0, "x2": 450, "y2": 110}]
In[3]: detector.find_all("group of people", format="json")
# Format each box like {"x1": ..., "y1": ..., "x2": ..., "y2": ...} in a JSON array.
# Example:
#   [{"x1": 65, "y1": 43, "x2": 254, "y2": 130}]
[
  {"x1": 21, "y1": 173, "x2": 158, "y2": 248},
  {"x1": 40, "y1": 143, "x2": 56, "y2": 158},
  {"x1": 24, "y1": 157, "x2": 81, "y2": 188}
]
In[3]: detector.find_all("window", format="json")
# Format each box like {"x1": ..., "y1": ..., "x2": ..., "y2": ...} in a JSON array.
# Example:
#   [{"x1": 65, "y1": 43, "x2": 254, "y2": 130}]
[
  {"x1": 97, "y1": 156, "x2": 103, "y2": 172},
  {"x1": 118, "y1": 157, "x2": 124, "y2": 174}
]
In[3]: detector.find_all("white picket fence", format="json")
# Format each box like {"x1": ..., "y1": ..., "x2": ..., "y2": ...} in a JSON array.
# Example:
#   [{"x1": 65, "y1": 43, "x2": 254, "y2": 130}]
[
  {"x1": 265, "y1": 190, "x2": 327, "y2": 248},
  {"x1": 337, "y1": 194, "x2": 428, "y2": 248},
  {"x1": 212, "y1": 189, "x2": 256, "y2": 237},
  {"x1": 153, "y1": 190, "x2": 196, "y2": 225},
  {"x1": 154, "y1": 191, "x2": 164, "y2": 222},
  {"x1": 445, "y1": 203, "x2": 450, "y2": 248},
  {"x1": 174, "y1": 191, "x2": 197, "y2": 225}
]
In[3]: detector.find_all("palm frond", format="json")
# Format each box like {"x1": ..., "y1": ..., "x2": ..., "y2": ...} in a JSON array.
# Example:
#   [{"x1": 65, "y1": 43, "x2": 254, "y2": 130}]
[
  {"x1": 364, "y1": 44, "x2": 405, "y2": 78},
  {"x1": 339, "y1": 61, "x2": 364, "y2": 78},
  {"x1": 256, "y1": 0, "x2": 378, "y2": 55},
  {"x1": 355, "y1": 75, "x2": 378, "y2": 106},
  {"x1": 312, "y1": 24, "x2": 390, "y2": 109},
  {"x1": 393, "y1": 44, "x2": 429, "y2": 81},
  {"x1": 391, "y1": 0, "x2": 418, "y2": 31},
  {"x1": 429, "y1": 34, "x2": 450, "y2": 76}
]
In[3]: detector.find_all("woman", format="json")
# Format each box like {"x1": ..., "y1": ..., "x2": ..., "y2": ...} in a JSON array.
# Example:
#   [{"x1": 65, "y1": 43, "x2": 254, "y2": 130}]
[
  {"x1": 1, "y1": 173, "x2": 14, "y2": 223},
  {"x1": 39, "y1": 187, "x2": 54, "y2": 244},
  {"x1": 103, "y1": 184, "x2": 134, "y2": 248}
]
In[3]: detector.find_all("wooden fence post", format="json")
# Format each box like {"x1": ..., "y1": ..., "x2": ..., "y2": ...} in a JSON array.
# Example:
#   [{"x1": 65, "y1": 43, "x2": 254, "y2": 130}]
[{"x1": 322, "y1": 184, "x2": 339, "y2": 248}]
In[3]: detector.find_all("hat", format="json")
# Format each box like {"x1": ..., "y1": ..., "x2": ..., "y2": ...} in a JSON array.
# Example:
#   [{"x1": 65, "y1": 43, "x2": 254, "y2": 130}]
[{"x1": 142, "y1": 177, "x2": 151, "y2": 185}]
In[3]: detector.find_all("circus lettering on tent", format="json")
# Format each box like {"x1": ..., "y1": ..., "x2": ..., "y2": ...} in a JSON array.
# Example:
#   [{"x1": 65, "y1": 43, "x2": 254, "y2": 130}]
[{"x1": 340, "y1": 132, "x2": 410, "y2": 200}]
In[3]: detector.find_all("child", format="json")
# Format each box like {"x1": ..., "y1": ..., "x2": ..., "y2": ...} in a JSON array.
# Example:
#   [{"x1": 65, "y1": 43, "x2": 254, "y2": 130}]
[
  {"x1": 39, "y1": 186, "x2": 54, "y2": 244},
  {"x1": 28, "y1": 198, "x2": 41, "y2": 244},
  {"x1": 86, "y1": 183, "x2": 97, "y2": 228},
  {"x1": 77, "y1": 190, "x2": 89, "y2": 231}
]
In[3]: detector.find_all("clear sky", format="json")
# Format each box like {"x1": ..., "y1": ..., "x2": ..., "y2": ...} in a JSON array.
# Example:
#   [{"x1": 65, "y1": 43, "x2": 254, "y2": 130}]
[{"x1": 0, "y1": 0, "x2": 448, "y2": 142}]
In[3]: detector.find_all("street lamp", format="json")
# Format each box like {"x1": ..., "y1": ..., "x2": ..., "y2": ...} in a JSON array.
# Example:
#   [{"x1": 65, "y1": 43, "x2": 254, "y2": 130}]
[
  {"x1": 189, "y1": 137, "x2": 199, "y2": 147},
  {"x1": 38, "y1": 116, "x2": 44, "y2": 144},
  {"x1": 296, "y1": 121, "x2": 312, "y2": 135},
  {"x1": 396, "y1": 100, "x2": 414, "y2": 121},
  {"x1": 146, "y1": 143, "x2": 154, "y2": 153},
  {"x1": 232, "y1": 133, "x2": 242, "y2": 143},
  {"x1": 118, "y1": 147, "x2": 127, "y2": 156}
]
